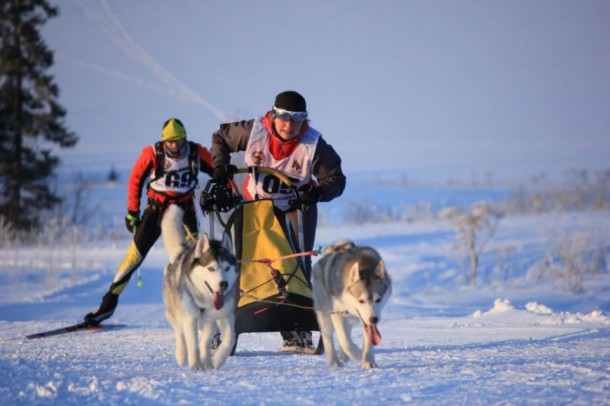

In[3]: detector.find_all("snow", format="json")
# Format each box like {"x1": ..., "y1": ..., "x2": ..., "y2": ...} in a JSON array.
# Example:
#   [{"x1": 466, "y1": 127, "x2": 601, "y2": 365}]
[
  {"x1": 3, "y1": 1, "x2": 608, "y2": 403},
  {"x1": 1, "y1": 177, "x2": 610, "y2": 405}
]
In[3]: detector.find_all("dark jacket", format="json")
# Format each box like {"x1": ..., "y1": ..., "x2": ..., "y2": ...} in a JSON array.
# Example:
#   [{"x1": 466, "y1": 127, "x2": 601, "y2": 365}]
[{"x1": 211, "y1": 112, "x2": 346, "y2": 202}]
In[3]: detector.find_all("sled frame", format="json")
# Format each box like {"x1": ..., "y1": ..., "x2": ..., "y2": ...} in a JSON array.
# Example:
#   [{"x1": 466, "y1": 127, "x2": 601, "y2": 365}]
[{"x1": 201, "y1": 166, "x2": 323, "y2": 355}]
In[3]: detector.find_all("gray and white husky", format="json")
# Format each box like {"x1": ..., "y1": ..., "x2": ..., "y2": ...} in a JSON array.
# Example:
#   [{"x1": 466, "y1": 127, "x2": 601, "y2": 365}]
[
  {"x1": 161, "y1": 204, "x2": 238, "y2": 370},
  {"x1": 313, "y1": 240, "x2": 392, "y2": 369}
]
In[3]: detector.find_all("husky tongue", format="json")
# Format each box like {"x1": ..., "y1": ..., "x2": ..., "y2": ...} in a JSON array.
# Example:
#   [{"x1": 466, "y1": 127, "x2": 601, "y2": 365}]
[
  {"x1": 212, "y1": 291, "x2": 224, "y2": 310},
  {"x1": 364, "y1": 323, "x2": 382, "y2": 346}
]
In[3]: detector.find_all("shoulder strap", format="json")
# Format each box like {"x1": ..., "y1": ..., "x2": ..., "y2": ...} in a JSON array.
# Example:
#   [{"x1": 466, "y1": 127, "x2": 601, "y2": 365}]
[
  {"x1": 154, "y1": 141, "x2": 164, "y2": 180},
  {"x1": 154, "y1": 141, "x2": 197, "y2": 179},
  {"x1": 188, "y1": 141, "x2": 198, "y2": 178}
]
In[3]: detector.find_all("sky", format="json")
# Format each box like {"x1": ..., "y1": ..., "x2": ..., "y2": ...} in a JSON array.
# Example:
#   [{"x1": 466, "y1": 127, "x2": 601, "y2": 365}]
[{"x1": 42, "y1": 0, "x2": 610, "y2": 182}]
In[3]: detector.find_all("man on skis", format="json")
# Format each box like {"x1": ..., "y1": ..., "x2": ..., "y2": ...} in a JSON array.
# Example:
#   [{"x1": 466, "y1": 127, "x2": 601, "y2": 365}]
[{"x1": 84, "y1": 118, "x2": 213, "y2": 326}]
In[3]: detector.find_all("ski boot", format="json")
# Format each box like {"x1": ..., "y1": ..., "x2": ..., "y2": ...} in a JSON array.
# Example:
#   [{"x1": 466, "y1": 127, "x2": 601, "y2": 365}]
[{"x1": 84, "y1": 290, "x2": 119, "y2": 326}]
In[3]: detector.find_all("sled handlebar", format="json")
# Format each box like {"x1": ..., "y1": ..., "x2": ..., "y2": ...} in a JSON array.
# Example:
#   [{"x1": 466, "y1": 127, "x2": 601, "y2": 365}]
[
  {"x1": 233, "y1": 166, "x2": 300, "y2": 197},
  {"x1": 200, "y1": 166, "x2": 309, "y2": 215}
]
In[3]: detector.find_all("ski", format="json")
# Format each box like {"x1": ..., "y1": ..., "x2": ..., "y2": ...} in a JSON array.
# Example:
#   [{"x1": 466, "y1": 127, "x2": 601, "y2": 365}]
[{"x1": 26, "y1": 322, "x2": 126, "y2": 339}]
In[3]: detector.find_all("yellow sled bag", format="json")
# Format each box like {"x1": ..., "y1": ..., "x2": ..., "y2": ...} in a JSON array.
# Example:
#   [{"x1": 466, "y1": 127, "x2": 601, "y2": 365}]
[{"x1": 233, "y1": 199, "x2": 318, "y2": 335}]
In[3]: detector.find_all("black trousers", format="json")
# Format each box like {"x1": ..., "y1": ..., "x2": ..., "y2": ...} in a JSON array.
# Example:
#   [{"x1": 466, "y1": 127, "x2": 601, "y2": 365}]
[
  {"x1": 111, "y1": 200, "x2": 198, "y2": 291},
  {"x1": 133, "y1": 200, "x2": 198, "y2": 257}
]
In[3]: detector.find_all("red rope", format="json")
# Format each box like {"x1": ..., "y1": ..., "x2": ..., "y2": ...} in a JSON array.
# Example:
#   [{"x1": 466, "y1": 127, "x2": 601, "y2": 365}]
[
  {"x1": 237, "y1": 249, "x2": 320, "y2": 265},
  {"x1": 237, "y1": 249, "x2": 320, "y2": 315},
  {"x1": 253, "y1": 295, "x2": 287, "y2": 315}
]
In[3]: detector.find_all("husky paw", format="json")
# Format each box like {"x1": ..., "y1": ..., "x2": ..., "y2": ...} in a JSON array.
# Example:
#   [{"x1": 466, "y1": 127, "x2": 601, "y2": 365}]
[
  {"x1": 188, "y1": 361, "x2": 203, "y2": 371},
  {"x1": 213, "y1": 357, "x2": 228, "y2": 370},
  {"x1": 175, "y1": 345, "x2": 186, "y2": 366},
  {"x1": 202, "y1": 359, "x2": 214, "y2": 370},
  {"x1": 213, "y1": 347, "x2": 230, "y2": 369},
  {"x1": 362, "y1": 360, "x2": 378, "y2": 370},
  {"x1": 327, "y1": 355, "x2": 344, "y2": 368}
]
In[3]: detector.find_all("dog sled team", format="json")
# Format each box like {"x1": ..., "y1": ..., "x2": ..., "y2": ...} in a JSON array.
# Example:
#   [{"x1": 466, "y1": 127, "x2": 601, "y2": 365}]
[
  {"x1": 161, "y1": 205, "x2": 392, "y2": 371},
  {"x1": 83, "y1": 91, "x2": 392, "y2": 371}
]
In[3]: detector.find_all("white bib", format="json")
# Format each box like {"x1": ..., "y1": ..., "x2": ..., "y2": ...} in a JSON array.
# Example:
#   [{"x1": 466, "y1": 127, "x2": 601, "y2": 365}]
[
  {"x1": 243, "y1": 118, "x2": 320, "y2": 203},
  {"x1": 149, "y1": 144, "x2": 198, "y2": 194}
]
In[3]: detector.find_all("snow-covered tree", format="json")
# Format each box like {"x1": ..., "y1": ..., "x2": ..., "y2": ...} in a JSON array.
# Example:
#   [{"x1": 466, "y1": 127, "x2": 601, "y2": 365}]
[{"x1": 439, "y1": 202, "x2": 502, "y2": 285}]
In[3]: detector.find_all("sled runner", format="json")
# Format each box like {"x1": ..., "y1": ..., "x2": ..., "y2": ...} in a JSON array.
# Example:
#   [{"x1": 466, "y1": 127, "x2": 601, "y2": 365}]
[{"x1": 200, "y1": 167, "x2": 323, "y2": 355}]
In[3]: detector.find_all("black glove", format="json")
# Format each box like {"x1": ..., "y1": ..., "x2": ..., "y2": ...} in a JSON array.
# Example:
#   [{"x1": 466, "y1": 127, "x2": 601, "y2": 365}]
[
  {"x1": 298, "y1": 184, "x2": 323, "y2": 206},
  {"x1": 212, "y1": 164, "x2": 238, "y2": 186},
  {"x1": 200, "y1": 183, "x2": 239, "y2": 213},
  {"x1": 125, "y1": 211, "x2": 140, "y2": 233}
]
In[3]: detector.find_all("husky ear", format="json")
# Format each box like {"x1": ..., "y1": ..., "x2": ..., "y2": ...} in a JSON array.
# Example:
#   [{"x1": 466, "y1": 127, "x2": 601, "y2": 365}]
[
  {"x1": 348, "y1": 262, "x2": 361, "y2": 285},
  {"x1": 375, "y1": 259, "x2": 386, "y2": 279},
  {"x1": 221, "y1": 232, "x2": 233, "y2": 254},
  {"x1": 195, "y1": 233, "x2": 211, "y2": 258}
]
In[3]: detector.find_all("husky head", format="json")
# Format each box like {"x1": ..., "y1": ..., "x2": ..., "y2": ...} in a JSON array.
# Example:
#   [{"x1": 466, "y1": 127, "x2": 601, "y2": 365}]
[
  {"x1": 188, "y1": 232, "x2": 238, "y2": 311},
  {"x1": 343, "y1": 257, "x2": 390, "y2": 346}
]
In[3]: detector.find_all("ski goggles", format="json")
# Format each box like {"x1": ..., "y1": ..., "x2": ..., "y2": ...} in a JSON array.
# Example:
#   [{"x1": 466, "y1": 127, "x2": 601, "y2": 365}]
[{"x1": 272, "y1": 107, "x2": 308, "y2": 123}]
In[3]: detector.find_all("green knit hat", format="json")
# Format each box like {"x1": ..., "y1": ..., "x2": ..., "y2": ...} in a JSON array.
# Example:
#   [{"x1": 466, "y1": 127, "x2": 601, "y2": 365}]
[{"x1": 162, "y1": 118, "x2": 187, "y2": 141}]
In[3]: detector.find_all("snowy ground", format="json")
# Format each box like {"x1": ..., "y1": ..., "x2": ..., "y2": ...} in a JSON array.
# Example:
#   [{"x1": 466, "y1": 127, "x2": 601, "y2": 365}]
[{"x1": 1, "y1": 181, "x2": 610, "y2": 405}]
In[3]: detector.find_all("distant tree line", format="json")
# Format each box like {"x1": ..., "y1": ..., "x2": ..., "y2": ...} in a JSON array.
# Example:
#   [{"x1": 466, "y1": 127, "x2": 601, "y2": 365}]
[
  {"x1": 505, "y1": 169, "x2": 610, "y2": 214},
  {"x1": 334, "y1": 168, "x2": 610, "y2": 226}
]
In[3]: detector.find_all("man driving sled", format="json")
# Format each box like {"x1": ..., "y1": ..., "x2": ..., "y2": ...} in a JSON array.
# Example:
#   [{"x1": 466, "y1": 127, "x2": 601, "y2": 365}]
[{"x1": 210, "y1": 90, "x2": 346, "y2": 352}]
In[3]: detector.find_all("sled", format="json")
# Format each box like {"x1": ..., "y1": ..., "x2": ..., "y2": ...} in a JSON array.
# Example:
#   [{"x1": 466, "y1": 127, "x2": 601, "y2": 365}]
[{"x1": 200, "y1": 167, "x2": 323, "y2": 355}]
